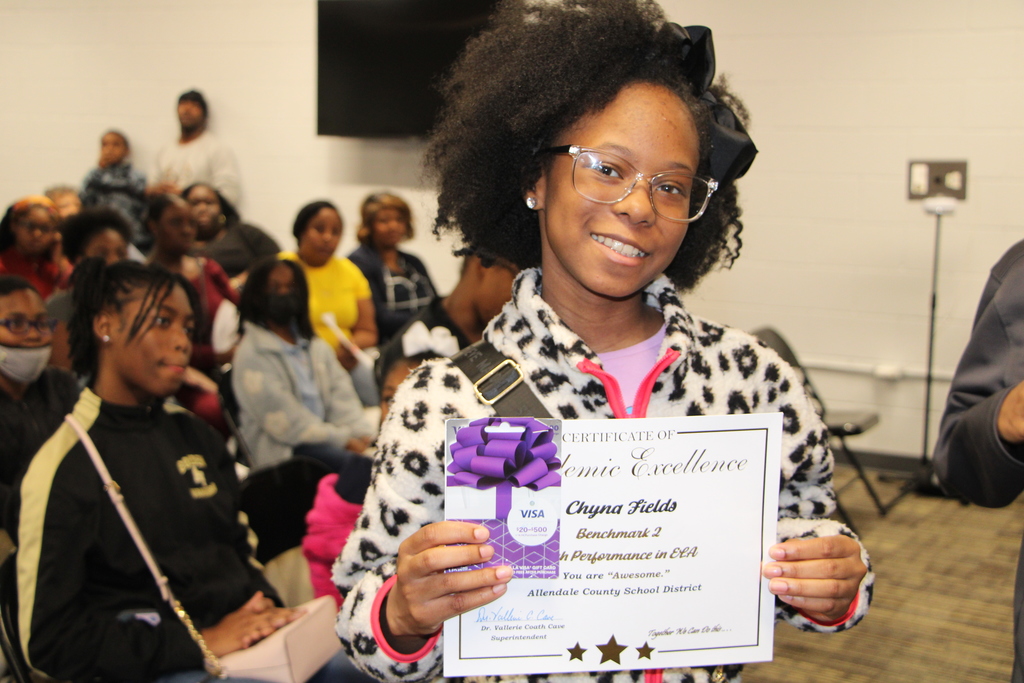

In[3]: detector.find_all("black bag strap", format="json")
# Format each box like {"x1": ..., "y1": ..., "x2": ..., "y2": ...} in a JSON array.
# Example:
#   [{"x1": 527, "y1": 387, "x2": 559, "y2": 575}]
[{"x1": 451, "y1": 340, "x2": 552, "y2": 419}]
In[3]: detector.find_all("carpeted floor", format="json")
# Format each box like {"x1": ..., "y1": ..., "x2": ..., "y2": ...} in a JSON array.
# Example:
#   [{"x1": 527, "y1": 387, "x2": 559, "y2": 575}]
[{"x1": 744, "y1": 465, "x2": 1021, "y2": 682}]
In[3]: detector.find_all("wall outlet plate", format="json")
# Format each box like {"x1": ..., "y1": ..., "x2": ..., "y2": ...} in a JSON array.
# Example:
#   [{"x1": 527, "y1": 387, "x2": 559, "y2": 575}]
[{"x1": 908, "y1": 160, "x2": 967, "y2": 200}]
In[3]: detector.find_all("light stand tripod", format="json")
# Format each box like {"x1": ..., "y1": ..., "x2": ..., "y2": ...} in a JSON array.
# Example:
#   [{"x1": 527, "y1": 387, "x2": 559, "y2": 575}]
[{"x1": 880, "y1": 195, "x2": 957, "y2": 513}]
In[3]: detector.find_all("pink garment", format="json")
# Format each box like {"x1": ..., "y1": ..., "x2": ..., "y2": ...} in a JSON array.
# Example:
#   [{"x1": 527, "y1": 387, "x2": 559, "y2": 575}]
[
  {"x1": 302, "y1": 473, "x2": 364, "y2": 606},
  {"x1": 576, "y1": 351, "x2": 679, "y2": 420},
  {"x1": 595, "y1": 325, "x2": 666, "y2": 413}
]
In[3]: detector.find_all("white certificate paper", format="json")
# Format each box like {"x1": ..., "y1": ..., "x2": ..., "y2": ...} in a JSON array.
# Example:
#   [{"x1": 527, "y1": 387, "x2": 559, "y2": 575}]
[{"x1": 443, "y1": 413, "x2": 782, "y2": 676}]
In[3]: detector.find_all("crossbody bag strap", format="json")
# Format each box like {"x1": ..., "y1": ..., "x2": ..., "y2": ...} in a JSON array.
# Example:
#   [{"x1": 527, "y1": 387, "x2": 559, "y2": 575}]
[
  {"x1": 63, "y1": 414, "x2": 226, "y2": 679},
  {"x1": 450, "y1": 340, "x2": 552, "y2": 419}
]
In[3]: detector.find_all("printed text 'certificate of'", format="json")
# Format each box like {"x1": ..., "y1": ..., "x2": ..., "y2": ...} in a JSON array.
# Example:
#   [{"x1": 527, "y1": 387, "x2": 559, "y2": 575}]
[{"x1": 443, "y1": 413, "x2": 782, "y2": 676}]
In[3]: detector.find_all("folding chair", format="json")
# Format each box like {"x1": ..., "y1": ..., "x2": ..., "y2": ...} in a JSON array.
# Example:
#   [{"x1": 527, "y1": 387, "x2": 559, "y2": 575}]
[
  {"x1": 752, "y1": 328, "x2": 887, "y2": 535},
  {"x1": 239, "y1": 456, "x2": 334, "y2": 566},
  {"x1": 217, "y1": 363, "x2": 254, "y2": 468}
]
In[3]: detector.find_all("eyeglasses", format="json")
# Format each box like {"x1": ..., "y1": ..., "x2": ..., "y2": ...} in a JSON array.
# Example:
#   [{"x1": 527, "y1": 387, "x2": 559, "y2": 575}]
[
  {"x1": 14, "y1": 221, "x2": 58, "y2": 236},
  {"x1": 0, "y1": 318, "x2": 59, "y2": 335},
  {"x1": 541, "y1": 145, "x2": 718, "y2": 223}
]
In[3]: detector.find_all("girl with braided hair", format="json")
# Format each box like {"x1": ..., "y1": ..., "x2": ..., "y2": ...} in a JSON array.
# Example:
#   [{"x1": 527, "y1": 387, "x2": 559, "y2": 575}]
[
  {"x1": 10, "y1": 257, "x2": 299, "y2": 682},
  {"x1": 336, "y1": 2, "x2": 872, "y2": 682}
]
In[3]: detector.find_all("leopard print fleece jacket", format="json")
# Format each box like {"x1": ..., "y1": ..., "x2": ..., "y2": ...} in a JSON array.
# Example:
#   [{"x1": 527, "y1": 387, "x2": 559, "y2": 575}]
[{"x1": 335, "y1": 268, "x2": 874, "y2": 683}]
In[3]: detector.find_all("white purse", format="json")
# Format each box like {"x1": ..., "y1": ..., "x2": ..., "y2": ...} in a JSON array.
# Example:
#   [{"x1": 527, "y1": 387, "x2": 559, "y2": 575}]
[
  {"x1": 64, "y1": 414, "x2": 341, "y2": 682},
  {"x1": 219, "y1": 595, "x2": 340, "y2": 683}
]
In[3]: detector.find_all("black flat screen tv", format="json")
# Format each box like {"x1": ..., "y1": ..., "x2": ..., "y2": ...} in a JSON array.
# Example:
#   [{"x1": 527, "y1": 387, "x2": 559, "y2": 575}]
[{"x1": 318, "y1": 0, "x2": 498, "y2": 138}]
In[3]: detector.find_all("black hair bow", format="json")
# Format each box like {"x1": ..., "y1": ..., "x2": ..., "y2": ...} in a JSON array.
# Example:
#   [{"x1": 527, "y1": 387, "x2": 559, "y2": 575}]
[{"x1": 668, "y1": 24, "x2": 757, "y2": 185}]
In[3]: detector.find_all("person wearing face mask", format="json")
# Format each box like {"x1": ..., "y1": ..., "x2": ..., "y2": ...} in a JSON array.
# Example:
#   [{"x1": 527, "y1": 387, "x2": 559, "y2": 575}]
[
  {"x1": 0, "y1": 275, "x2": 79, "y2": 528},
  {"x1": 232, "y1": 257, "x2": 373, "y2": 473}
]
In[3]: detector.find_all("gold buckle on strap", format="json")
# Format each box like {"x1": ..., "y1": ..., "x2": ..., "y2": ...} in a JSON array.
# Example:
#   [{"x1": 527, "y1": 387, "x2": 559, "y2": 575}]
[{"x1": 472, "y1": 358, "x2": 525, "y2": 405}]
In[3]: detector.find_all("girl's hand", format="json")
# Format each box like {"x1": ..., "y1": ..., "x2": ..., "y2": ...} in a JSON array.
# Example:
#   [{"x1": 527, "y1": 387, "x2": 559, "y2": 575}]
[
  {"x1": 48, "y1": 232, "x2": 64, "y2": 264},
  {"x1": 200, "y1": 591, "x2": 301, "y2": 656},
  {"x1": 182, "y1": 366, "x2": 218, "y2": 393},
  {"x1": 762, "y1": 535, "x2": 866, "y2": 623},
  {"x1": 345, "y1": 436, "x2": 372, "y2": 454},
  {"x1": 336, "y1": 344, "x2": 358, "y2": 371},
  {"x1": 384, "y1": 522, "x2": 511, "y2": 651},
  {"x1": 229, "y1": 272, "x2": 249, "y2": 292}
]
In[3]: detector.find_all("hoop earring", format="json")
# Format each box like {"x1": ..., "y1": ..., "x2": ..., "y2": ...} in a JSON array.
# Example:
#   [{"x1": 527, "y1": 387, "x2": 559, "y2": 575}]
[{"x1": 525, "y1": 197, "x2": 538, "y2": 210}]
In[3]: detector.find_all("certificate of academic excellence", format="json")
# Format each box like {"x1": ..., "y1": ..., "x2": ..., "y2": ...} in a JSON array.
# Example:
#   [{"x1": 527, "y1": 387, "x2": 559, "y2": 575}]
[{"x1": 443, "y1": 413, "x2": 782, "y2": 677}]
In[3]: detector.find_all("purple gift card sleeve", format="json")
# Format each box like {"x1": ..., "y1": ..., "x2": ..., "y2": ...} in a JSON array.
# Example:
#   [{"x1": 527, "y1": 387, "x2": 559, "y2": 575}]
[{"x1": 445, "y1": 418, "x2": 561, "y2": 579}]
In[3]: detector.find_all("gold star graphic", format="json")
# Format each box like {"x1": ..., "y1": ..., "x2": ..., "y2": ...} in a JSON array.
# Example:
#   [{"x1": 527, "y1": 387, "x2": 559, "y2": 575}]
[
  {"x1": 596, "y1": 635, "x2": 628, "y2": 664},
  {"x1": 636, "y1": 642, "x2": 655, "y2": 659},
  {"x1": 567, "y1": 642, "x2": 586, "y2": 661}
]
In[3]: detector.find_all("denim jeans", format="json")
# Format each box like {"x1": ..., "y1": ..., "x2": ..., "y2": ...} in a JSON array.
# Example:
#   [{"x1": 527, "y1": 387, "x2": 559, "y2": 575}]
[{"x1": 293, "y1": 442, "x2": 359, "y2": 473}]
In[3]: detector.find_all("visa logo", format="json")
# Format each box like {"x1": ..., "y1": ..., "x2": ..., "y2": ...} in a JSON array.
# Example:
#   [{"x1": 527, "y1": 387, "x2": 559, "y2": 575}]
[{"x1": 520, "y1": 509, "x2": 545, "y2": 518}]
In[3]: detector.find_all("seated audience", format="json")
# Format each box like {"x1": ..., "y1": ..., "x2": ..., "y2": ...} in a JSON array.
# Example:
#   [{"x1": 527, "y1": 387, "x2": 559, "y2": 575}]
[
  {"x1": 304, "y1": 254, "x2": 515, "y2": 590},
  {"x1": 147, "y1": 193, "x2": 238, "y2": 434},
  {"x1": 10, "y1": 257, "x2": 298, "y2": 681},
  {"x1": 280, "y1": 201, "x2": 376, "y2": 369},
  {"x1": 47, "y1": 207, "x2": 132, "y2": 369},
  {"x1": 184, "y1": 183, "x2": 279, "y2": 289},
  {"x1": 0, "y1": 196, "x2": 71, "y2": 299},
  {"x1": 80, "y1": 129, "x2": 149, "y2": 250},
  {"x1": 302, "y1": 346, "x2": 438, "y2": 607},
  {"x1": 233, "y1": 257, "x2": 373, "y2": 473},
  {"x1": 348, "y1": 193, "x2": 435, "y2": 345},
  {"x1": 375, "y1": 254, "x2": 518, "y2": 390},
  {"x1": 304, "y1": 251, "x2": 515, "y2": 605},
  {"x1": 0, "y1": 275, "x2": 78, "y2": 525},
  {"x1": 43, "y1": 185, "x2": 81, "y2": 220}
]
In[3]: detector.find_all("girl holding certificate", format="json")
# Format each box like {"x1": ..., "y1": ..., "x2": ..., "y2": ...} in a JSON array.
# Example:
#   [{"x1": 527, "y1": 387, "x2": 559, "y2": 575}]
[{"x1": 336, "y1": 1, "x2": 873, "y2": 682}]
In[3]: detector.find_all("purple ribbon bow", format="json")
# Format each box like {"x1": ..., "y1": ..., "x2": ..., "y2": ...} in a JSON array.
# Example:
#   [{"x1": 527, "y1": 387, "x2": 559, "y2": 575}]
[{"x1": 447, "y1": 417, "x2": 561, "y2": 518}]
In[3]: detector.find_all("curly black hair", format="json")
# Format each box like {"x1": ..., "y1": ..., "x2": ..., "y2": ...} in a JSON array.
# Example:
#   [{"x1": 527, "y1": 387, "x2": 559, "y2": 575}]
[
  {"x1": 60, "y1": 207, "x2": 133, "y2": 263},
  {"x1": 425, "y1": 0, "x2": 747, "y2": 291}
]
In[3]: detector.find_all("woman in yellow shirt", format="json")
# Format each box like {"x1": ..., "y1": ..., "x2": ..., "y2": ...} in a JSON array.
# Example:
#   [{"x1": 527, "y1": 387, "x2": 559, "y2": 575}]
[{"x1": 280, "y1": 200, "x2": 377, "y2": 372}]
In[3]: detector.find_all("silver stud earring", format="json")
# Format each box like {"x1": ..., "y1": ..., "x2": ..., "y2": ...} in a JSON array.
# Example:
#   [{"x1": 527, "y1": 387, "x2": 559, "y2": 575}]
[
  {"x1": 525, "y1": 197, "x2": 538, "y2": 210},
  {"x1": 101, "y1": 335, "x2": 110, "y2": 343}
]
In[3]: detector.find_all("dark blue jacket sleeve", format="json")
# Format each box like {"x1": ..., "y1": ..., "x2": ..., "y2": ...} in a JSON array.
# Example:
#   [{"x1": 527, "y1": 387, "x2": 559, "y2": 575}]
[{"x1": 934, "y1": 239, "x2": 1024, "y2": 507}]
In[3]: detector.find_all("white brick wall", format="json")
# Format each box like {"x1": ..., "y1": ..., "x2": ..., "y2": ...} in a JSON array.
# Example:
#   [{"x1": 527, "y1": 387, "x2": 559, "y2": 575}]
[
  {"x1": 668, "y1": 1, "x2": 1024, "y2": 458},
  {"x1": 3, "y1": 0, "x2": 1023, "y2": 458}
]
